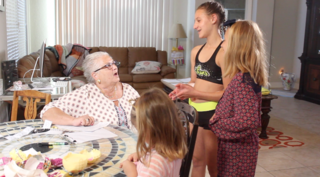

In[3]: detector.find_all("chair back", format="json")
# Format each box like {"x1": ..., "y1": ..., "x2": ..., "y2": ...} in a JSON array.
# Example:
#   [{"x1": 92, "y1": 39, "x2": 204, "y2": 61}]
[
  {"x1": 11, "y1": 90, "x2": 51, "y2": 121},
  {"x1": 175, "y1": 101, "x2": 199, "y2": 177}
]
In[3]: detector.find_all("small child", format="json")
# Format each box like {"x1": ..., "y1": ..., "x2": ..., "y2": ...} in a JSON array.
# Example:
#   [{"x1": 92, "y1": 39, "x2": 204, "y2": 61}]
[{"x1": 120, "y1": 88, "x2": 187, "y2": 177}]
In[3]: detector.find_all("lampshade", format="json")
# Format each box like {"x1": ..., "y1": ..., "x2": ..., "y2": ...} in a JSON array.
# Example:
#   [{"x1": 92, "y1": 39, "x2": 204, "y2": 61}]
[{"x1": 168, "y1": 24, "x2": 187, "y2": 38}]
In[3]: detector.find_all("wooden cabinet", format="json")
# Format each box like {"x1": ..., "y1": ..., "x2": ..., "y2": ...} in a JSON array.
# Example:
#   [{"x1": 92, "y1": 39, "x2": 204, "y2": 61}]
[{"x1": 295, "y1": 0, "x2": 320, "y2": 104}]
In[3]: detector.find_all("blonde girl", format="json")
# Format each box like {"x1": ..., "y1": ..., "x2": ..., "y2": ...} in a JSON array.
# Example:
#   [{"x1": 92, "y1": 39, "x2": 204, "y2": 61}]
[
  {"x1": 209, "y1": 20, "x2": 268, "y2": 176},
  {"x1": 121, "y1": 88, "x2": 187, "y2": 177}
]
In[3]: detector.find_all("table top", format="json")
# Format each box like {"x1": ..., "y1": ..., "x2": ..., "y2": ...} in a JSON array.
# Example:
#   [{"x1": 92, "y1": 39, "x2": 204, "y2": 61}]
[{"x1": 0, "y1": 119, "x2": 137, "y2": 177}]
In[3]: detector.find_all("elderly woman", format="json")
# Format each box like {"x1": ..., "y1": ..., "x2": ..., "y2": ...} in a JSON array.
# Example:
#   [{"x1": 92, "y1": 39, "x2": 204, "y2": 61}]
[{"x1": 40, "y1": 52, "x2": 140, "y2": 129}]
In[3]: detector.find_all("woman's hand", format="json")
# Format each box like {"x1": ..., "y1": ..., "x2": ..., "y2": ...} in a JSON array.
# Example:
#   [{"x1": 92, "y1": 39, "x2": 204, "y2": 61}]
[
  {"x1": 170, "y1": 83, "x2": 197, "y2": 100},
  {"x1": 209, "y1": 114, "x2": 215, "y2": 122},
  {"x1": 71, "y1": 115, "x2": 95, "y2": 126},
  {"x1": 120, "y1": 159, "x2": 138, "y2": 177}
]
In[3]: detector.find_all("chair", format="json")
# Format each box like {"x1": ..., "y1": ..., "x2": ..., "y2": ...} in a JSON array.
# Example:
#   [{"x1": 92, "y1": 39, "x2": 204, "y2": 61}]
[
  {"x1": 11, "y1": 90, "x2": 51, "y2": 121},
  {"x1": 175, "y1": 100, "x2": 199, "y2": 177}
]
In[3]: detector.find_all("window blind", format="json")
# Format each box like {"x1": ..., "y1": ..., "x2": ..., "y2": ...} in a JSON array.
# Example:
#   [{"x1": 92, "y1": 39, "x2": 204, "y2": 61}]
[
  {"x1": 6, "y1": 0, "x2": 27, "y2": 60},
  {"x1": 55, "y1": 0, "x2": 170, "y2": 50}
]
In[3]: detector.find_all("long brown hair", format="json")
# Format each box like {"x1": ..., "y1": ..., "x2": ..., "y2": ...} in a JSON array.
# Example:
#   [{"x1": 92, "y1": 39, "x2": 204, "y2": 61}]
[
  {"x1": 224, "y1": 20, "x2": 269, "y2": 86},
  {"x1": 132, "y1": 88, "x2": 187, "y2": 164}
]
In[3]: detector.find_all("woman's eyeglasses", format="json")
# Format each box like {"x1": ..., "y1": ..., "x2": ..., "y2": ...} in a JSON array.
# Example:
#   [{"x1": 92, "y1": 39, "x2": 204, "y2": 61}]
[{"x1": 94, "y1": 61, "x2": 121, "y2": 72}]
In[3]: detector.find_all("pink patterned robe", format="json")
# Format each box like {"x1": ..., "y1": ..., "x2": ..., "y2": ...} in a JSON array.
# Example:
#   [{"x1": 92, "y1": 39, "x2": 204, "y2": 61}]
[{"x1": 209, "y1": 72, "x2": 261, "y2": 177}]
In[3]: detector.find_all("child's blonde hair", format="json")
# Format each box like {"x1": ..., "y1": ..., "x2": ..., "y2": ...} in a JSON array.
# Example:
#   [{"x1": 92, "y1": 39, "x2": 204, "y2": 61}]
[
  {"x1": 132, "y1": 88, "x2": 187, "y2": 164},
  {"x1": 224, "y1": 20, "x2": 269, "y2": 86}
]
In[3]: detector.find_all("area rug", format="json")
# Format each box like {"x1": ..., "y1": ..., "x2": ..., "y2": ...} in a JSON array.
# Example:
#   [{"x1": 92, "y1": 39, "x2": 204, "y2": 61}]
[{"x1": 257, "y1": 127, "x2": 305, "y2": 150}]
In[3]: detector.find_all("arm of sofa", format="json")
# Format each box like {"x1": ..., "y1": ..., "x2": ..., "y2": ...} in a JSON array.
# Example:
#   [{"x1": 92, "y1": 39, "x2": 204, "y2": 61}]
[{"x1": 160, "y1": 65, "x2": 176, "y2": 77}]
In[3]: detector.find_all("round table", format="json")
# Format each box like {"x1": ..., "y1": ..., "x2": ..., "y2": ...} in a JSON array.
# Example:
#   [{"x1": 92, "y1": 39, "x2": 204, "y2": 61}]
[{"x1": 0, "y1": 119, "x2": 137, "y2": 177}]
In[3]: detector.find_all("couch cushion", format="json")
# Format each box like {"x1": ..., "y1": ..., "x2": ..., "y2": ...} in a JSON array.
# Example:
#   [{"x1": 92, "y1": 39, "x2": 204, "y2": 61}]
[
  {"x1": 131, "y1": 61, "x2": 161, "y2": 74},
  {"x1": 133, "y1": 81, "x2": 163, "y2": 88},
  {"x1": 51, "y1": 71, "x2": 65, "y2": 77},
  {"x1": 97, "y1": 47, "x2": 128, "y2": 74},
  {"x1": 119, "y1": 74, "x2": 133, "y2": 82},
  {"x1": 89, "y1": 47, "x2": 100, "y2": 53},
  {"x1": 133, "y1": 74, "x2": 162, "y2": 83},
  {"x1": 157, "y1": 50, "x2": 168, "y2": 65},
  {"x1": 160, "y1": 65, "x2": 176, "y2": 76},
  {"x1": 128, "y1": 47, "x2": 157, "y2": 73},
  {"x1": 45, "y1": 50, "x2": 60, "y2": 73},
  {"x1": 71, "y1": 75, "x2": 87, "y2": 83}
]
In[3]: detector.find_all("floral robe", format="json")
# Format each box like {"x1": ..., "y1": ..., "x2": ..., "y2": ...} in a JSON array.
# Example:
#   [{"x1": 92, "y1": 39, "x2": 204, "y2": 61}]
[{"x1": 209, "y1": 72, "x2": 261, "y2": 177}]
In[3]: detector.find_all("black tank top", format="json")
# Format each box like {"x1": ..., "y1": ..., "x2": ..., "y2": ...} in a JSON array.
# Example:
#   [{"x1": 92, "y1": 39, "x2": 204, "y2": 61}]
[{"x1": 194, "y1": 41, "x2": 223, "y2": 84}]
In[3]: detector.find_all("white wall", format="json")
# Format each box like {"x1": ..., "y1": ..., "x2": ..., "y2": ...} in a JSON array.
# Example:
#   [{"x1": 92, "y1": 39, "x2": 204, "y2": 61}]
[
  {"x1": 167, "y1": 0, "x2": 191, "y2": 78},
  {"x1": 292, "y1": 0, "x2": 306, "y2": 89},
  {"x1": 254, "y1": 0, "x2": 275, "y2": 82},
  {"x1": 0, "y1": 2, "x2": 8, "y2": 122},
  {"x1": 269, "y1": 0, "x2": 302, "y2": 89},
  {"x1": 27, "y1": 0, "x2": 55, "y2": 53}
]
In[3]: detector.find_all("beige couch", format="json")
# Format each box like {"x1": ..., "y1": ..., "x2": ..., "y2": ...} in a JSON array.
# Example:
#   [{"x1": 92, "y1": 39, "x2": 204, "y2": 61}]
[{"x1": 17, "y1": 47, "x2": 176, "y2": 93}]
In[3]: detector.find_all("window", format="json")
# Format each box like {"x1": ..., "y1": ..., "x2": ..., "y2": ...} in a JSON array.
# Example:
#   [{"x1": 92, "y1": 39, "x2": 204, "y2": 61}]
[
  {"x1": 6, "y1": 0, "x2": 27, "y2": 60},
  {"x1": 56, "y1": 0, "x2": 170, "y2": 50}
]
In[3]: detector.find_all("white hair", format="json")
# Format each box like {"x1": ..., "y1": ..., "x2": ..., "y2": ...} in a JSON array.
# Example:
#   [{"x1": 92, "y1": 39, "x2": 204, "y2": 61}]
[{"x1": 82, "y1": 52, "x2": 112, "y2": 83}]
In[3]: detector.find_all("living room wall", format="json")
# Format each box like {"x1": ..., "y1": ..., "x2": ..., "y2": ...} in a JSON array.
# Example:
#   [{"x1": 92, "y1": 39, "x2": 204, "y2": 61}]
[
  {"x1": 0, "y1": 4, "x2": 8, "y2": 122},
  {"x1": 269, "y1": 0, "x2": 306, "y2": 89}
]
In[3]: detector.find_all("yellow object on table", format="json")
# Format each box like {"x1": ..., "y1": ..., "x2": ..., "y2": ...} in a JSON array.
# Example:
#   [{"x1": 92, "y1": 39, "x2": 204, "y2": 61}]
[
  {"x1": 262, "y1": 87, "x2": 271, "y2": 96},
  {"x1": 9, "y1": 149, "x2": 27, "y2": 163},
  {"x1": 63, "y1": 153, "x2": 87, "y2": 174},
  {"x1": 80, "y1": 149, "x2": 101, "y2": 164}
]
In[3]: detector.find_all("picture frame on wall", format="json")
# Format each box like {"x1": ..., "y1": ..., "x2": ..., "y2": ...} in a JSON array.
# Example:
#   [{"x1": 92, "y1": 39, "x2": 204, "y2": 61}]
[{"x1": 0, "y1": 0, "x2": 5, "y2": 12}]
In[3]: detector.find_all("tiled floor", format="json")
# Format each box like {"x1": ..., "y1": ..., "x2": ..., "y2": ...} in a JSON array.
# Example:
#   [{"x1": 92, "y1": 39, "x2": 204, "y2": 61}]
[{"x1": 204, "y1": 92, "x2": 320, "y2": 177}]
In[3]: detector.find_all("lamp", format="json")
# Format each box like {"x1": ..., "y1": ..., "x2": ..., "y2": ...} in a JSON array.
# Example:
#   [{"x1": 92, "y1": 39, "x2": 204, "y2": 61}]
[
  {"x1": 169, "y1": 23, "x2": 187, "y2": 47},
  {"x1": 169, "y1": 24, "x2": 187, "y2": 77}
]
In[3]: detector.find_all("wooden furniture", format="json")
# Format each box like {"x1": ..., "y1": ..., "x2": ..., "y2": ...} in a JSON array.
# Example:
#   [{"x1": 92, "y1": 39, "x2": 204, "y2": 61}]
[
  {"x1": 295, "y1": 0, "x2": 320, "y2": 104},
  {"x1": 11, "y1": 90, "x2": 51, "y2": 121},
  {"x1": 175, "y1": 101, "x2": 199, "y2": 177},
  {"x1": 162, "y1": 79, "x2": 278, "y2": 139},
  {"x1": 260, "y1": 94, "x2": 278, "y2": 139}
]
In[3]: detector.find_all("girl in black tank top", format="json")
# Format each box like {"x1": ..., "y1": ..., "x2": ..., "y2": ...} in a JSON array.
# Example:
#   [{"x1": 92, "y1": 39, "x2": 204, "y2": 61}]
[
  {"x1": 194, "y1": 41, "x2": 224, "y2": 85},
  {"x1": 168, "y1": 2, "x2": 231, "y2": 177}
]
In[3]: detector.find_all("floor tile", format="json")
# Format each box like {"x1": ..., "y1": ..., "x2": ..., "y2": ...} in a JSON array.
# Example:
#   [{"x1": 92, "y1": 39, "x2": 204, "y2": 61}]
[
  {"x1": 309, "y1": 166, "x2": 320, "y2": 174},
  {"x1": 269, "y1": 167, "x2": 320, "y2": 177},
  {"x1": 255, "y1": 172, "x2": 275, "y2": 177},
  {"x1": 257, "y1": 151, "x2": 304, "y2": 171},
  {"x1": 256, "y1": 164, "x2": 267, "y2": 173},
  {"x1": 282, "y1": 148, "x2": 320, "y2": 166}
]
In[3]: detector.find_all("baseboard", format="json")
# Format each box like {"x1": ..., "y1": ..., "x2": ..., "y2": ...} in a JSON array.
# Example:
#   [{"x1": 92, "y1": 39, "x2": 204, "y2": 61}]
[{"x1": 269, "y1": 80, "x2": 300, "y2": 90}]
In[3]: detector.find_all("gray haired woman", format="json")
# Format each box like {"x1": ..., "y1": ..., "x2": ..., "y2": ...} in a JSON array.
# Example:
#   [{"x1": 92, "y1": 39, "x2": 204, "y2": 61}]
[{"x1": 41, "y1": 52, "x2": 140, "y2": 129}]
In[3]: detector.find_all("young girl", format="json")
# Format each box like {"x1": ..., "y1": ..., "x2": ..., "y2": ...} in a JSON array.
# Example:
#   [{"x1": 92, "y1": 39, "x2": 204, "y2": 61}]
[
  {"x1": 120, "y1": 88, "x2": 187, "y2": 177},
  {"x1": 169, "y1": 2, "x2": 231, "y2": 176},
  {"x1": 209, "y1": 20, "x2": 268, "y2": 177}
]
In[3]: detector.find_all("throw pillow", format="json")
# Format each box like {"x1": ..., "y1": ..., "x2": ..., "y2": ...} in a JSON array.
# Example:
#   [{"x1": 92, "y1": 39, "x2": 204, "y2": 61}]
[{"x1": 131, "y1": 61, "x2": 162, "y2": 74}]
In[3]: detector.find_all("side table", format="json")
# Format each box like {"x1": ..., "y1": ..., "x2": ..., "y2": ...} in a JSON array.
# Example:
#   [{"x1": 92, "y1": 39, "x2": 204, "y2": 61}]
[
  {"x1": 161, "y1": 79, "x2": 278, "y2": 139},
  {"x1": 260, "y1": 94, "x2": 278, "y2": 139}
]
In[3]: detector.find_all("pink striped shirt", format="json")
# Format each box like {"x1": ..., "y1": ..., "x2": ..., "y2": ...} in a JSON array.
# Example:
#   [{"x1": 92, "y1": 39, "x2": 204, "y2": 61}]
[{"x1": 136, "y1": 150, "x2": 182, "y2": 177}]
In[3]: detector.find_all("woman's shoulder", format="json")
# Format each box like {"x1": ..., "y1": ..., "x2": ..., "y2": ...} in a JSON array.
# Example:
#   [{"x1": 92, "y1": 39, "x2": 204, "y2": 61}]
[
  {"x1": 76, "y1": 83, "x2": 98, "y2": 91},
  {"x1": 121, "y1": 83, "x2": 140, "y2": 96},
  {"x1": 121, "y1": 82, "x2": 134, "y2": 90}
]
